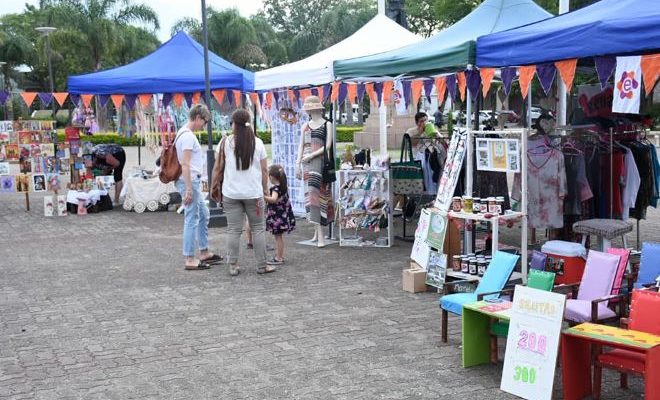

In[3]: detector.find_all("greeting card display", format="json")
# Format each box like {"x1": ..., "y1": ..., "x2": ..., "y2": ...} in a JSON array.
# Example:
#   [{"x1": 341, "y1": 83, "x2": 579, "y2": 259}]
[
  {"x1": 44, "y1": 196, "x2": 54, "y2": 217},
  {"x1": 0, "y1": 162, "x2": 9, "y2": 175},
  {"x1": 5, "y1": 144, "x2": 19, "y2": 161},
  {"x1": 15, "y1": 175, "x2": 30, "y2": 193},
  {"x1": 31, "y1": 174, "x2": 46, "y2": 192},
  {"x1": 57, "y1": 195, "x2": 67, "y2": 216},
  {"x1": 19, "y1": 157, "x2": 32, "y2": 173},
  {"x1": 47, "y1": 174, "x2": 61, "y2": 192}
]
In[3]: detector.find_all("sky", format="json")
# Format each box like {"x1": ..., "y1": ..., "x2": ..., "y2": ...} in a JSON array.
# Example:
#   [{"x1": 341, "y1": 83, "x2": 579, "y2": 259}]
[{"x1": 1, "y1": 0, "x2": 264, "y2": 41}]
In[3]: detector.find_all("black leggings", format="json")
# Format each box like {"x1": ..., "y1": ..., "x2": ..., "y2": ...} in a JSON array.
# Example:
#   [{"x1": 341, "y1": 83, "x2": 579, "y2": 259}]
[{"x1": 112, "y1": 150, "x2": 126, "y2": 182}]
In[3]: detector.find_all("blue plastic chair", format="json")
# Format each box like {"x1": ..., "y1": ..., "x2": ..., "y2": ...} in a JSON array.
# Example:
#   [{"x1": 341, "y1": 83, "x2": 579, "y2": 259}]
[
  {"x1": 636, "y1": 242, "x2": 660, "y2": 289},
  {"x1": 440, "y1": 251, "x2": 520, "y2": 343}
]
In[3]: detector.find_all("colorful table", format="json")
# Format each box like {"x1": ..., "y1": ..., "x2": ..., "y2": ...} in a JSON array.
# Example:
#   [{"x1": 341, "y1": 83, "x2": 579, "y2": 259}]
[
  {"x1": 462, "y1": 300, "x2": 513, "y2": 367},
  {"x1": 561, "y1": 322, "x2": 660, "y2": 400}
]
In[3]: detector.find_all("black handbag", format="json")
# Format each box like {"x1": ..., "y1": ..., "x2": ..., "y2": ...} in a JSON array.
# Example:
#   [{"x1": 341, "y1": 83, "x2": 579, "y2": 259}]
[{"x1": 322, "y1": 142, "x2": 336, "y2": 184}]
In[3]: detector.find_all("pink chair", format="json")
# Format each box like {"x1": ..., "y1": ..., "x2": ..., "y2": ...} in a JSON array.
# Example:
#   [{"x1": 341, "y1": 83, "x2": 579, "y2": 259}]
[
  {"x1": 607, "y1": 248, "x2": 631, "y2": 304},
  {"x1": 560, "y1": 250, "x2": 623, "y2": 325}
]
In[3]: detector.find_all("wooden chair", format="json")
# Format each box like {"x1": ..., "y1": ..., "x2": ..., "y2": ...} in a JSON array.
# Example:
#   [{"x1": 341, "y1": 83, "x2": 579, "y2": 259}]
[{"x1": 593, "y1": 289, "x2": 660, "y2": 399}]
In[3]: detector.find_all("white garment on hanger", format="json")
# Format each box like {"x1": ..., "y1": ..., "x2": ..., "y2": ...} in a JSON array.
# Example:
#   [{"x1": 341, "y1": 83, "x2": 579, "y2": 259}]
[{"x1": 622, "y1": 147, "x2": 641, "y2": 220}]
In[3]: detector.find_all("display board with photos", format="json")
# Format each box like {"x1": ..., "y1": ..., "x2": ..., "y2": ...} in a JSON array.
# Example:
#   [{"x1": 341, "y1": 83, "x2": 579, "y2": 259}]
[
  {"x1": 435, "y1": 129, "x2": 467, "y2": 211},
  {"x1": 501, "y1": 286, "x2": 566, "y2": 400},
  {"x1": 475, "y1": 137, "x2": 520, "y2": 173}
]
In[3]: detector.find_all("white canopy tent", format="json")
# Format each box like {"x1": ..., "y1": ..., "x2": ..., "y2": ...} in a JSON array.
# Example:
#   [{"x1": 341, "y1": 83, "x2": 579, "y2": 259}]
[{"x1": 254, "y1": 14, "x2": 421, "y2": 90}]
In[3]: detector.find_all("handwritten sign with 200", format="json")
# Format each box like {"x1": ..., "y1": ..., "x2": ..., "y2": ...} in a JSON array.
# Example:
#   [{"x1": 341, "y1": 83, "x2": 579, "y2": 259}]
[{"x1": 518, "y1": 330, "x2": 547, "y2": 356}]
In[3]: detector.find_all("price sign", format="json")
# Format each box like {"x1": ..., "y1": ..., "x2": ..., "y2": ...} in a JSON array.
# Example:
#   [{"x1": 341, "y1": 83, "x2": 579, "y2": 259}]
[{"x1": 501, "y1": 286, "x2": 566, "y2": 400}]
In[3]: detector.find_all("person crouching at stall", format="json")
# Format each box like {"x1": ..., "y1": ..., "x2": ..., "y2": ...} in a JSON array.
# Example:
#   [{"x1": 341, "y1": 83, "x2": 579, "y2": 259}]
[
  {"x1": 88, "y1": 143, "x2": 126, "y2": 205},
  {"x1": 175, "y1": 104, "x2": 223, "y2": 270}
]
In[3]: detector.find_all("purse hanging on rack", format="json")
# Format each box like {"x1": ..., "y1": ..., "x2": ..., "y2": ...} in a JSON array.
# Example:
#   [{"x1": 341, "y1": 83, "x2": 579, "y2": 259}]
[
  {"x1": 391, "y1": 133, "x2": 424, "y2": 195},
  {"x1": 322, "y1": 139, "x2": 336, "y2": 184}
]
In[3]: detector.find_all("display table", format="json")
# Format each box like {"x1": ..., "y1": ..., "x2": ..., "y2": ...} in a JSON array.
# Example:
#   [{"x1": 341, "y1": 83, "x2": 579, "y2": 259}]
[
  {"x1": 561, "y1": 322, "x2": 660, "y2": 400},
  {"x1": 440, "y1": 210, "x2": 523, "y2": 256},
  {"x1": 122, "y1": 176, "x2": 177, "y2": 213},
  {"x1": 462, "y1": 300, "x2": 513, "y2": 367}
]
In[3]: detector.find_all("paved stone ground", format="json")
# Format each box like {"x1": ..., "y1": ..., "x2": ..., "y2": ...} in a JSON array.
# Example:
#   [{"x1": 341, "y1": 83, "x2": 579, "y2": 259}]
[{"x1": 0, "y1": 145, "x2": 655, "y2": 399}]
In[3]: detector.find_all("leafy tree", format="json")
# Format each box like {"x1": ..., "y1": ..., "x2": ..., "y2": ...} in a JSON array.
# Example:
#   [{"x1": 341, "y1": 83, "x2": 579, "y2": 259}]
[{"x1": 405, "y1": 0, "x2": 442, "y2": 37}]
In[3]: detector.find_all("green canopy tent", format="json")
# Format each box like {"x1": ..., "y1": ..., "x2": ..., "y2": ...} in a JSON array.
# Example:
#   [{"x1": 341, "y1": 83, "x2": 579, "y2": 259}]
[{"x1": 333, "y1": 0, "x2": 552, "y2": 80}]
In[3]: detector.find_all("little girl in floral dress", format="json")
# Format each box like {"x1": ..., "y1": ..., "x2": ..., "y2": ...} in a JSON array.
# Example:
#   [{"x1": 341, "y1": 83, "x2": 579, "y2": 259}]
[{"x1": 264, "y1": 165, "x2": 296, "y2": 265}]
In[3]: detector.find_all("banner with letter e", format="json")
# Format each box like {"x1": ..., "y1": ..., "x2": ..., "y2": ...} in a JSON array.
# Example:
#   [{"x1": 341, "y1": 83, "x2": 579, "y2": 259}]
[{"x1": 501, "y1": 286, "x2": 566, "y2": 400}]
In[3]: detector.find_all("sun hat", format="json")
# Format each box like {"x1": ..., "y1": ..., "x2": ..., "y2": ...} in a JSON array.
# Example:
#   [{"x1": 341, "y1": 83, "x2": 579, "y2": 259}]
[{"x1": 303, "y1": 95, "x2": 324, "y2": 111}]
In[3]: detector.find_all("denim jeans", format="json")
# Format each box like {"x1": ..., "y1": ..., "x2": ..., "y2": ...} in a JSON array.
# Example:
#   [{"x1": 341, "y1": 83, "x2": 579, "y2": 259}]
[
  {"x1": 224, "y1": 196, "x2": 267, "y2": 268},
  {"x1": 176, "y1": 178, "x2": 209, "y2": 257}
]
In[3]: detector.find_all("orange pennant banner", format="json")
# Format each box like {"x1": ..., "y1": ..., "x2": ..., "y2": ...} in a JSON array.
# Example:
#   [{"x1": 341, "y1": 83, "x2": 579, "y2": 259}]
[
  {"x1": 518, "y1": 65, "x2": 536, "y2": 99},
  {"x1": 480, "y1": 68, "x2": 496, "y2": 98},
  {"x1": 382, "y1": 81, "x2": 394, "y2": 104},
  {"x1": 286, "y1": 89, "x2": 296, "y2": 105},
  {"x1": 365, "y1": 83, "x2": 377, "y2": 106},
  {"x1": 456, "y1": 72, "x2": 466, "y2": 102},
  {"x1": 138, "y1": 94, "x2": 152, "y2": 108},
  {"x1": 212, "y1": 89, "x2": 226, "y2": 106},
  {"x1": 265, "y1": 92, "x2": 274, "y2": 109},
  {"x1": 316, "y1": 86, "x2": 324, "y2": 102},
  {"x1": 191, "y1": 92, "x2": 201, "y2": 105},
  {"x1": 641, "y1": 54, "x2": 660, "y2": 95},
  {"x1": 299, "y1": 88, "x2": 312, "y2": 101},
  {"x1": 434, "y1": 77, "x2": 447, "y2": 105},
  {"x1": 411, "y1": 80, "x2": 424, "y2": 108},
  {"x1": 172, "y1": 93, "x2": 184, "y2": 108},
  {"x1": 53, "y1": 92, "x2": 69, "y2": 107},
  {"x1": 555, "y1": 58, "x2": 578, "y2": 93},
  {"x1": 330, "y1": 81, "x2": 340, "y2": 103},
  {"x1": 81, "y1": 94, "x2": 94, "y2": 108},
  {"x1": 233, "y1": 90, "x2": 242, "y2": 106},
  {"x1": 110, "y1": 94, "x2": 124, "y2": 109},
  {"x1": 20, "y1": 92, "x2": 38, "y2": 107},
  {"x1": 248, "y1": 92, "x2": 260, "y2": 108},
  {"x1": 346, "y1": 84, "x2": 357, "y2": 104}
]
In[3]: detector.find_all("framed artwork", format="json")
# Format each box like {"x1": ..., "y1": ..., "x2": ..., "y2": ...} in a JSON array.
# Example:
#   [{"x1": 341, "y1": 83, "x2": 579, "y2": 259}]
[
  {"x1": 19, "y1": 156, "x2": 32, "y2": 173},
  {"x1": 44, "y1": 196, "x2": 55, "y2": 217},
  {"x1": 47, "y1": 174, "x2": 61, "y2": 192},
  {"x1": 40, "y1": 143, "x2": 55, "y2": 157},
  {"x1": 0, "y1": 175, "x2": 15, "y2": 193},
  {"x1": 31, "y1": 173, "x2": 46, "y2": 192},
  {"x1": 0, "y1": 162, "x2": 9, "y2": 175},
  {"x1": 15, "y1": 175, "x2": 30, "y2": 193},
  {"x1": 18, "y1": 131, "x2": 32, "y2": 145},
  {"x1": 5, "y1": 144, "x2": 19, "y2": 161}
]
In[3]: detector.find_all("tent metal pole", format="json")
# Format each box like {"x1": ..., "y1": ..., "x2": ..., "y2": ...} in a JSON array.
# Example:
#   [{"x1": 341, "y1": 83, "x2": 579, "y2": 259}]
[
  {"x1": 557, "y1": 0, "x2": 569, "y2": 131},
  {"x1": 465, "y1": 89, "x2": 473, "y2": 254},
  {"x1": 522, "y1": 93, "x2": 532, "y2": 283},
  {"x1": 201, "y1": 0, "x2": 215, "y2": 202},
  {"x1": 379, "y1": 101, "x2": 387, "y2": 156}
]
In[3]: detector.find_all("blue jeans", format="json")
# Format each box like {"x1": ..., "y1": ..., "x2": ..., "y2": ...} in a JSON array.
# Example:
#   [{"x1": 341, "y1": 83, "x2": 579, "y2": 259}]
[{"x1": 176, "y1": 178, "x2": 209, "y2": 257}]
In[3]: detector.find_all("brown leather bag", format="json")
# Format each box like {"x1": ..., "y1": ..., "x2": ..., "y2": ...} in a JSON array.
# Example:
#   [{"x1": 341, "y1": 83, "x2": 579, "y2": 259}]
[
  {"x1": 158, "y1": 131, "x2": 184, "y2": 184},
  {"x1": 210, "y1": 137, "x2": 227, "y2": 204}
]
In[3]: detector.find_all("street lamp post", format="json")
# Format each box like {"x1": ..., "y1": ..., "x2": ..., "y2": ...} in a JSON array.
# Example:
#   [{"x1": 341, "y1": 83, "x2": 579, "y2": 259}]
[
  {"x1": 36, "y1": 27, "x2": 56, "y2": 94},
  {"x1": 0, "y1": 61, "x2": 7, "y2": 120}
]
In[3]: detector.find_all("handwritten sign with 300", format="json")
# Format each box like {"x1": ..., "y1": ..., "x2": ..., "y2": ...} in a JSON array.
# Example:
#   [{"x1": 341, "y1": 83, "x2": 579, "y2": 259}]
[{"x1": 513, "y1": 365, "x2": 537, "y2": 384}]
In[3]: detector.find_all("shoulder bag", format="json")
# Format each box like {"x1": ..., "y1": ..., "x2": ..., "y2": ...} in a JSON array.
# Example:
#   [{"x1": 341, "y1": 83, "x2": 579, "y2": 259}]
[{"x1": 391, "y1": 133, "x2": 424, "y2": 195}]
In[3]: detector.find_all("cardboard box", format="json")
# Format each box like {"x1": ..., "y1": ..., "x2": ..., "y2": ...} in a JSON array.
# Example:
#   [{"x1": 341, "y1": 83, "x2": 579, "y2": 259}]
[{"x1": 403, "y1": 268, "x2": 428, "y2": 293}]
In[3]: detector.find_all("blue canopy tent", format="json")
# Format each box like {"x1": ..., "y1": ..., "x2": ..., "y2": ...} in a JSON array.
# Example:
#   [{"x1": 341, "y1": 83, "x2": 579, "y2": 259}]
[
  {"x1": 334, "y1": 0, "x2": 552, "y2": 79},
  {"x1": 476, "y1": 0, "x2": 660, "y2": 67},
  {"x1": 68, "y1": 31, "x2": 254, "y2": 94}
]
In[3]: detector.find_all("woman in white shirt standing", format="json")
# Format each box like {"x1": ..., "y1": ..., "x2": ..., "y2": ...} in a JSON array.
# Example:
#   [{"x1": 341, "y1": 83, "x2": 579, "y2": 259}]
[
  {"x1": 211, "y1": 109, "x2": 272, "y2": 276},
  {"x1": 176, "y1": 104, "x2": 223, "y2": 270}
]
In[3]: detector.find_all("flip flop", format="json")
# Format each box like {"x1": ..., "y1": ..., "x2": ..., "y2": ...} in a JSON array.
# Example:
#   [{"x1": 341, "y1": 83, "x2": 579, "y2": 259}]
[
  {"x1": 201, "y1": 254, "x2": 223, "y2": 264},
  {"x1": 185, "y1": 261, "x2": 211, "y2": 271},
  {"x1": 257, "y1": 266, "x2": 276, "y2": 274},
  {"x1": 267, "y1": 257, "x2": 284, "y2": 266}
]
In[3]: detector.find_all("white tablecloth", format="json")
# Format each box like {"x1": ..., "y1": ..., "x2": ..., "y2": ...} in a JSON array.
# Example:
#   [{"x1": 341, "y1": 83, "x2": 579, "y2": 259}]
[{"x1": 122, "y1": 176, "x2": 177, "y2": 210}]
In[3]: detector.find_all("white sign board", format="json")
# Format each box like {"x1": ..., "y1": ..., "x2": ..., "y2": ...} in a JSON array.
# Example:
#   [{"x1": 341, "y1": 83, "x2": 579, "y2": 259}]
[
  {"x1": 410, "y1": 235, "x2": 431, "y2": 270},
  {"x1": 501, "y1": 286, "x2": 566, "y2": 400},
  {"x1": 435, "y1": 129, "x2": 466, "y2": 211},
  {"x1": 475, "y1": 138, "x2": 520, "y2": 173}
]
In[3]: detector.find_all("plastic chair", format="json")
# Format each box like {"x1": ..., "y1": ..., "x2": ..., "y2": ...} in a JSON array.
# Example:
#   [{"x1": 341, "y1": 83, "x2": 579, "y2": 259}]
[
  {"x1": 560, "y1": 250, "x2": 623, "y2": 325},
  {"x1": 529, "y1": 250, "x2": 548, "y2": 271},
  {"x1": 439, "y1": 251, "x2": 519, "y2": 343},
  {"x1": 607, "y1": 248, "x2": 631, "y2": 304},
  {"x1": 593, "y1": 290, "x2": 660, "y2": 399},
  {"x1": 634, "y1": 242, "x2": 660, "y2": 289}
]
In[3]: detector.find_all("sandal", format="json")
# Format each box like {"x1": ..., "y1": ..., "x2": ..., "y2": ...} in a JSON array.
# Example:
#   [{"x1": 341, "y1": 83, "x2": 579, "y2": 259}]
[
  {"x1": 257, "y1": 265, "x2": 276, "y2": 274},
  {"x1": 246, "y1": 243, "x2": 254, "y2": 249},
  {"x1": 185, "y1": 261, "x2": 211, "y2": 271},
  {"x1": 200, "y1": 254, "x2": 223, "y2": 264},
  {"x1": 267, "y1": 257, "x2": 284, "y2": 266},
  {"x1": 229, "y1": 265, "x2": 241, "y2": 276}
]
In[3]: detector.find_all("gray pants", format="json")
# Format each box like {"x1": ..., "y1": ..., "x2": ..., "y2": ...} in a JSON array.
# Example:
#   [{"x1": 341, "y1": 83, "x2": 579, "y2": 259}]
[{"x1": 224, "y1": 196, "x2": 267, "y2": 268}]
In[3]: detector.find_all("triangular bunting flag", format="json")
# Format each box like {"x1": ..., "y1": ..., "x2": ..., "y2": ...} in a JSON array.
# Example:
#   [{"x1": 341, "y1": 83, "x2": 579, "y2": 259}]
[
  {"x1": 299, "y1": 88, "x2": 312, "y2": 101},
  {"x1": 337, "y1": 83, "x2": 348, "y2": 106},
  {"x1": 382, "y1": 81, "x2": 394, "y2": 105},
  {"x1": 111, "y1": 94, "x2": 124, "y2": 109},
  {"x1": 98, "y1": 94, "x2": 110, "y2": 108},
  {"x1": 456, "y1": 72, "x2": 466, "y2": 102},
  {"x1": 286, "y1": 89, "x2": 296, "y2": 105},
  {"x1": 519, "y1": 65, "x2": 536, "y2": 99},
  {"x1": 162, "y1": 93, "x2": 172, "y2": 108},
  {"x1": 80, "y1": 94, "x2": 94, "y2": 108},
  {"x1": 321, "y1": 84, "x2": 331, "y2": 103},
  {"x1": 183, "y1": 93, "x2": 194, "y2": 107},
  {"x1": 411, "y1": 80, "x2": 424, "y2": 108},
  {"x1": 536, "y1": 63, "x2": 557, "y2": 96},
  {"x1": 265, "y1": 92, "x2": 274, "y2": 109},
  {"x1": 248, "y1": 92, "x2": 260, "y2": 108},
  {"x1": 357, "y1": 83, "x2": 366, "y2": 104},
  {"x1": 233, "y1": 90, "x2": 243, "y2": 107},
  {"x1": 0, "y1": 91, "x2": 9, "y2": 105},
  {"x1": 125, "y1": 94, "x2": 137, "y2": 110},
  {"x1": 423, "y1": 79, "x2": 434, "y2": 102},
  {"x1": 365, "y1": 83, "x2": 377, "y2": 106},
  {"x1": 273, "y1": 91, "x2": 280, "y2": 106},
  {"x1": 595, "y1": 56, "x2": 617, "y2": 89},
  {"x1": 374, "y1": 82, "x2": 383, "y2": 106},
  {"x1": 171, "y1": 93, "x2": 184, "y2": 108},
  {"x1": 641, "y1": 54, "x2": 660, "y2": 95},
  {"x1": 465, "y1": 70, "x2": 481, "y2": 100},
  {"x1": 21, "y1": 92, "x2": 38, "y2": 107},
  {"x1": 38, "y1": 92, "x2": 53, "y2": 106},
  {"x1": 555, "y1": 59, "x2": 578, "y2": 92},
  {"x1": 501, "y1": 67, "x2": 517, "y2": 96},
  {"x1": 480, "y1": 68, "x2": 496, "y2": 98},
  {"x1": 138, "y1": 94, "x2": 152, "y2": 108},
  {"x1": 53, "y1": 92, "x2": 69, "y2": 106},
  {"x1": 191, "y1": 92, "x2": 201, "y2": 105},
  {"x1": 434, "y1": 77, "x2": 447, "y2": 105},
  {"x1": 69, "y1": 94, "x2": 80, "y2": 106},
  {"x1": 446, "y1": 75, "x2": 457, "y2": 100},
  {"x1": 212, "y1": 89, "x2": 226, "y2": 106},
  {"x1": 330, "y1": 81, "x2": 340, "y2": 103},
  {"x1": 401, "y1": 80, "x2": 411, "y2": 109},
  {"x1": 346, "y1": 84, "x2": 357, "y2": 105}
]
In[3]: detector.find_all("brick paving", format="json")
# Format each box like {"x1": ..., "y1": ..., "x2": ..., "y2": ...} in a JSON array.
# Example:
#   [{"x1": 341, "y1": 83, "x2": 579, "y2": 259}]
[{"x1": 0, "y1": 146, "x2": 655, "y2": 399}]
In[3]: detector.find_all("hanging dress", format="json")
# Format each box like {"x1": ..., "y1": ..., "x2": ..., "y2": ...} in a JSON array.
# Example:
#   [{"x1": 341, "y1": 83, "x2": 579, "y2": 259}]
[{"x1": 303, "y1": 121, "x2": 334, "y2": 226}]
